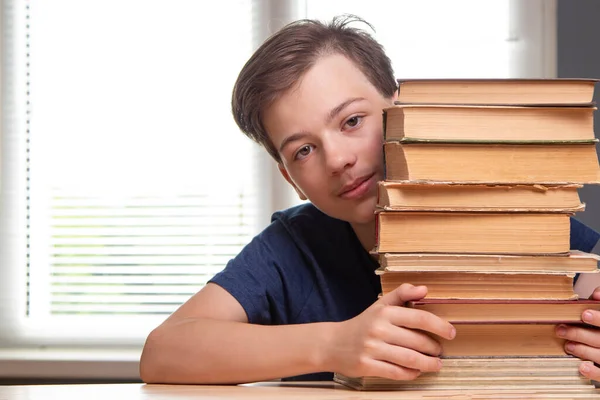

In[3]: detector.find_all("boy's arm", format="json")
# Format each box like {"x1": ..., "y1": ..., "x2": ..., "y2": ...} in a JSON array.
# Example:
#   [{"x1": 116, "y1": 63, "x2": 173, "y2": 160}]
[{"x1": 139, "y1": 283, "x2": 455, "y2": 384}]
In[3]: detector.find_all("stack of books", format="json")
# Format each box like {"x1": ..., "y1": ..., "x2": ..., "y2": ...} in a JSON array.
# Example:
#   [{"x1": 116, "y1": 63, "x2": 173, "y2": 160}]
[{"x1": 335, "y1": 79, "x2": 600, "y2": 394}]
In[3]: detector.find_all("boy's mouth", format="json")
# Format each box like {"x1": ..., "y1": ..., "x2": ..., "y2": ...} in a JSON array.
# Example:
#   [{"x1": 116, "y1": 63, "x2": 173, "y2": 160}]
[{"x1": 338, "y1": 173, "x2": 376, "y2": 199}]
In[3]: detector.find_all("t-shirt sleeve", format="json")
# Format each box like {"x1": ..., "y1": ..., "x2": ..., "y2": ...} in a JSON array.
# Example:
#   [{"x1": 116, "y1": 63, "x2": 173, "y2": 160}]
[{"x1": 208, "y1": 233, "x2": 282, "y2": 325}]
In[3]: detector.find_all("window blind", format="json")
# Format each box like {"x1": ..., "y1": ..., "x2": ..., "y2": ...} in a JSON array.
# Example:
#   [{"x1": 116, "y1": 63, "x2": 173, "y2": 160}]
[{"x1": 1, "y1": 0, "x2": 263, "y2": 343}]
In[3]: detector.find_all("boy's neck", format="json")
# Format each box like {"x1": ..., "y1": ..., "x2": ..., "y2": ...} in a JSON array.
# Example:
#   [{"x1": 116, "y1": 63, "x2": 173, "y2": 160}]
[{"x1": 350, "y1": 219, "x2": 377, "y2": 253}]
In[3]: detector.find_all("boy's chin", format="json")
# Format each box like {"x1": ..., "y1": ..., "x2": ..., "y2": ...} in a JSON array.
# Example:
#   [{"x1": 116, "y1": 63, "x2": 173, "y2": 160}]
[
  {"x1": 351, "y1": 212, "x2": 377, "y2": 225},
  {"x1": 340, "y1": 206, "x2": 377, "y2": 225}
]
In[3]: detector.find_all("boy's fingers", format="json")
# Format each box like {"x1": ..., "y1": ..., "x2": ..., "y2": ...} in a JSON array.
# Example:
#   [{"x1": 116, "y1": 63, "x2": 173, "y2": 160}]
[
  {"x1": 366, "y1": 359, "x2": 421, "y2": 381},
  {"x1": 581, "y1": 308, "x2": 600, "y2": 328},
  {"x1": 564, "y1": 340, "x2": 600, "y2": 364},
  {"x1": 381, "y1": 322, "x2": 443, "y2": 356},
  {"x1": 390, "y1": 307, "x2": 456, "y2": 341},
  {"x1": 378, "y1": 283, "x2": 427, "y2": 307},
  {"x1": 557, "y1": 323, "x2": 600, "y2": 348},
  {"x1": 590, "y1": 286, "x2": 600, "y2": 301},
  {"x1": 579, "y1": 362, "x2": 600, "y2": 381},
  {"x1": 374, "y1": 343, "x2": 442, "y2": 373}
]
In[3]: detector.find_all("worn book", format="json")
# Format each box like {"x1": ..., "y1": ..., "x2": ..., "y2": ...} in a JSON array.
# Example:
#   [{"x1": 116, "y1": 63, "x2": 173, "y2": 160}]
[
  {"x1": 377, "y1": 270, "x2": 577, "y2": 300},
  {"x1": 377, "y1": 251, "x2": 600, "y2": 273},
  {"x1": 334, "y1": 357, "x2": 595, "y2": 391},
  {"x1": 384, "y1": 141, "x2": 600, "y2": 184},
  {"x1": 383, "y1": 105, "x2": 596, "y2": 142},
  {"x1": 376, "y1": 181, "x2": 584, "y2": 212},
  {"x1": 395, "y1": 78, "x2": 597, "y2": 105},
  {"x1": 439, "y1": 323, "x2": 573, "y2": 357},
  {"x1": 406, "y1": 299, "x2": 600, "y2": 323},
  {"x1": 375, "y1": 211, "x2": 570, "y2": 255}
]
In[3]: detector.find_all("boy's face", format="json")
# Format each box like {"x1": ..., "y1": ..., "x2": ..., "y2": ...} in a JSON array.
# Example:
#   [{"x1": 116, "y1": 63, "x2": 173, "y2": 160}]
[{"x1": 263, "y1": 54, "x2": 395, "y2": 225}]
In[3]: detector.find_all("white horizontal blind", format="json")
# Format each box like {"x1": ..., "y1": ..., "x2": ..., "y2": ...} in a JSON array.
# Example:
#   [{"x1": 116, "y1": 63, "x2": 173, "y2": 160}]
[
  {"x1": 306, "y1": 0, "x2": 511, "y2": 78},
  {"x1": 1, "y1": 0, "x2": 261, "y2": 341},
  {"x1": 47, "y1": 191, "x2": 256, "y2": 315}
]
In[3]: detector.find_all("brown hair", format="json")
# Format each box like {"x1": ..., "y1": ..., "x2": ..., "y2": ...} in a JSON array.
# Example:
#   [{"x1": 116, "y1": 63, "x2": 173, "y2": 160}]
[{"x1": 231, "y1": 15, "x2": 397, "y2": 163}]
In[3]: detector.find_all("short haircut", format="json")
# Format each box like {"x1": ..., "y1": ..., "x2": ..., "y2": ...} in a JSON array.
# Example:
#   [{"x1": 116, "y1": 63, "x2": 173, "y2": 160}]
[{"x1": 231, "y1": 15, "x2": 397, "y2": 163}]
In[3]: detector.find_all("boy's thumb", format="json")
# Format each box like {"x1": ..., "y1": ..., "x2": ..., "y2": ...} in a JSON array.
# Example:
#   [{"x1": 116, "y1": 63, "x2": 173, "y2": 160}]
[{"x1": 378, "y1": 283, "x2": 428, "y2": 306}]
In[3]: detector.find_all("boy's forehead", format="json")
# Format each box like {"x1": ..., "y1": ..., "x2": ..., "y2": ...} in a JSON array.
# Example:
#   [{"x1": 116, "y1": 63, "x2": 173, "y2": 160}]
[{"x1": 287, "y1": 54, "x2": 378, "y2": 103}]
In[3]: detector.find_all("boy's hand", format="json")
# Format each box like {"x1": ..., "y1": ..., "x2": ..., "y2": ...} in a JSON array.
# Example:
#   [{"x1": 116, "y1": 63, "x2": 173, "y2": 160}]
[
  {"x1": 327, "y1": 283, "x2": 455, "y2": 381},
  {"x1": 556, "y1": 286, "x2": 600, "y2": 381}
]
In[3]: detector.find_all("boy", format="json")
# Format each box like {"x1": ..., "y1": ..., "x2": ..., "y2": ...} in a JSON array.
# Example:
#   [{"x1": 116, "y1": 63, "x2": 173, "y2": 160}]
[{"x1": 140, "y1": 16, "x2": 600, "y2": 384}]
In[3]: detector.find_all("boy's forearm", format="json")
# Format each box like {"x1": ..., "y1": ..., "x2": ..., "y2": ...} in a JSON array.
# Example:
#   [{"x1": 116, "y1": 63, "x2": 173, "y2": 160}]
[{"x1": 139, "y1": 317, "x2": 339, "y2": 384}]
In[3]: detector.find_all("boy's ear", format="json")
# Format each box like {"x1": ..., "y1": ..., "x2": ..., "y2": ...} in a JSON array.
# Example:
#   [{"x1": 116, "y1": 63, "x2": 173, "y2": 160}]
[
  {"x1": 277, "y1": 164, "x2": 308, "y2": 201},
  {"x1": 392, "y1": 88, "x2": 399, "y2": 102}
]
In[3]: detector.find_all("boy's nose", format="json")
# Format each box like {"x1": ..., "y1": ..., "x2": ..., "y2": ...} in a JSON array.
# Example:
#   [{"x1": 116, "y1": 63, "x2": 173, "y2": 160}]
[{"x1": 323, "y1": 134, "x2": 357, "y2": 175}]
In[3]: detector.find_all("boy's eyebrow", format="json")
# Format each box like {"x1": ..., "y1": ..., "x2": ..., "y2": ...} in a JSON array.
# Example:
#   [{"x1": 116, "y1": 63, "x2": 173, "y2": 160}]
[
  {"x1": 279, "y1": 132, "x2": 309, "y2": 153},
  {"x1": 326, "y1": 97, "x2": 365, "y2": 125},
  {"x1": 278, "y1": 97, "x2": 366, "y2": 154}
]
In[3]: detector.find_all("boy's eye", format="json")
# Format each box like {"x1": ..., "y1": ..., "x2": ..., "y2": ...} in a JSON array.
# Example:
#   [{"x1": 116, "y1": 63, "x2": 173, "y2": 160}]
[
  {"x1": 344, "y1": 116, "x2": 362, "y2": 128},
  {"x1": 294, "y1": 144, "x2": 313, "y2": 160}
]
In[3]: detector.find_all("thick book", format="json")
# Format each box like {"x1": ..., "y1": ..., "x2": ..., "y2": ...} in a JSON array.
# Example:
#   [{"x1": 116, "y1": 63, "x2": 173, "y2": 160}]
[
  {"x1": 334, "y1": 357, "x2": 595, "y2": 391},
  {"x1": 438, "y1": 323, "x2": 572, "y2": 357},
  {"x1": 376, "y1": 181, "x2": 584, "y2": 212},
  {"x1": 383, "y1": 105, "x2": 596, "y2": 142},
  {"x1": 384, "y1": 141, "x2": 600, "y2": 184},
  {"x1": 406, "y1": 299, "x2": 600, "y2": 323},
  {"x1": 375, "y1": 211, "x2": 571, "y2": 255},
  {"x1": 395, "y1": 78, "x2": 597, "y2": 105},
  {"x1": 377, "y1": 251, "x2": 600, "y2": 273},
  {"x1": 377, "y1": 270, "x2": 576, "y2": 300}
]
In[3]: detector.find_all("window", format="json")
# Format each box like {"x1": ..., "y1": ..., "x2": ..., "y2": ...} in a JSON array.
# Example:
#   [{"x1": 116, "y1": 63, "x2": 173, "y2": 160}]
[
  {"x1": 1, "y1": 0, "x2": 263, "y2": 346},
  {"x1": 306, "y1": 0, "x2": 512, "y2": 78}
]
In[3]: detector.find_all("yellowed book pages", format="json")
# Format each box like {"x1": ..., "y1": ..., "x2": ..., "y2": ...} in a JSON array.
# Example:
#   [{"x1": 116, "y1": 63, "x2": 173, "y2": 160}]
[
  {"x1": 378, "y1": 251, "x2": 600, "y2": 273},
  {"x1": 377, "y1": 181, "x2": 584, "y2": 211},
  {"x1": 406, "y1": 299, "x2": 600, "y2": 323},
  {"x1": 384, "y1": 105, "x2": 596, "y2": 142},
  {"x1": 439, "y1": 324, "x2": 568, "y2": 357},
  {"x1": 384, "y1": 142, "x2": 600, "y2": 184},
  {"x1": 375, "y1": 212, "x2": 571, "y2": 254},
  {"x1": 378, "y1": 271, "x2": 576, "y2": 300},
  {"x1": 395, "y1": 78, "x2": 597, "y2": 105},
  {"x1": 334, "y1": 357, "x2": 594, "y2": 391}
]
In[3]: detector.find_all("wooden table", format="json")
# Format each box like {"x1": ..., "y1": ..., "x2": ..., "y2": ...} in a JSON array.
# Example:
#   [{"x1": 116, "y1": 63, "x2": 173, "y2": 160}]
[{"x1": 0, "y1": 381, "x2": 599, "y2": 399}]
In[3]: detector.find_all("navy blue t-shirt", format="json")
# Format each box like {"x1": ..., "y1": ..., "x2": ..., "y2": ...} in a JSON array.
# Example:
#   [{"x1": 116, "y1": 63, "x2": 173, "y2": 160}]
[{"x1": 209, "y1": 203, "x2": 600, "y2": 381}]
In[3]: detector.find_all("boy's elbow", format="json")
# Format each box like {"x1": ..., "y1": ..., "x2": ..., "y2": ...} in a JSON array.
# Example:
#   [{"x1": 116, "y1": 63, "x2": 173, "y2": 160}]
[{"x1": 139, "y1": 328, "x2": 166, "y2": 383}]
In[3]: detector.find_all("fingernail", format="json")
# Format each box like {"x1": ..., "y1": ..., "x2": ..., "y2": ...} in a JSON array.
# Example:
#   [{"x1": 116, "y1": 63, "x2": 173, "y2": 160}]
[
  {"x1": 437, "y1": 359, "x2": 443, "y2": 370},
  {"x1": 449, "y1": 327, "x2": 456, "y2": 340},
  {"x1": 556, "y1": 327, "x2": 567, "y2": 337},
  {"x1": 566, "y1": 342, "x2": 576, "y2": 353},
  {"x1": 580, "y1": 363, "x2": 591, "y2": 374},
  {"x1": 583, "y1": 311, "x2": 593, "y2": 322}
]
